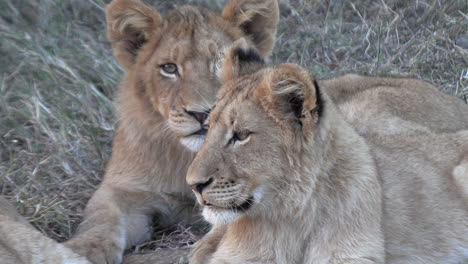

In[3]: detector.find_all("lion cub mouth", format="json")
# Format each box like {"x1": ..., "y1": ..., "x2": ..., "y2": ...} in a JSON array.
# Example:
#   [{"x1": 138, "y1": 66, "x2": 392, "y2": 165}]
[
  {"x1": 201, "y1": 196, "x2": 254, "y2": 225},
  {"x1": 189, "y1": 127, "x2": 208, "y2": 136},
  {"x1": 205, "y1": 196, "x2": 254, "y2": 212},
  {"x1": 232, "y1": 197, "x2": 254, "y2": 211}
]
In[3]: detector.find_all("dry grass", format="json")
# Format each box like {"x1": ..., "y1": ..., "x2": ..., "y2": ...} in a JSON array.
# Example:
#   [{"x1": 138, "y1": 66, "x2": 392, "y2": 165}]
[{"x1": 0, "y1": 0, "x2": 467, "y2": 248}]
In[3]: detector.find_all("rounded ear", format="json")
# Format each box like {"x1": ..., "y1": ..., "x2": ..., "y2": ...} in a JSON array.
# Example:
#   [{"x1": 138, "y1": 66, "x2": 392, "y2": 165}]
[
  {"x1": 222, "y1": 0, "x2": 279, "y2": 58},
  {"x1": 221, "y1": 38, "x2": 264, "y2": 82},
  {"x1": 106, "y1": 0, "x2": 162, "y2": 69},
  {"x1": 257, "y1": 64, "x2": 322, "y2": 129}
]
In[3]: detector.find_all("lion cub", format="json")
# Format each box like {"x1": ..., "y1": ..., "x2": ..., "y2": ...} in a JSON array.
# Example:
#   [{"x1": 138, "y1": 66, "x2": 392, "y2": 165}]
[{"x1": 186, "y1": 46, "x2": 468, "y2": 263}]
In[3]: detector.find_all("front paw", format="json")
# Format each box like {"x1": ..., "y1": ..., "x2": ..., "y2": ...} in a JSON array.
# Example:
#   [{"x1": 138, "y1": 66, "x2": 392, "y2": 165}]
[
  {"x1": 189, "y1": 226, "x2": 226, "y2": 264},
  {"x1": 64, "y1": 239, "x2": 124, "y2": 264},
  {"x1": 189, "y1": 246, "x2": 209, "y2": 264},
  {"x1": 189, "y1": 243, "x2": 217, "y2": 264}
]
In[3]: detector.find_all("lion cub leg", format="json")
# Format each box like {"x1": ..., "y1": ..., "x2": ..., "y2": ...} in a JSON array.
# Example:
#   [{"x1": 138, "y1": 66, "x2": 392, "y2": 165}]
[
  {"x1": 0, "y1": 197, "x2": 91, "y2": 264},
  {"x1": 453, "y1": 153, "x2": 468, "y2": 204},
  {"x1": 64, "y1": 184, "x2": 156, "y2": 264},
  {"x1": 190, "y1": 225, "x2": 227, "y2": 264}
]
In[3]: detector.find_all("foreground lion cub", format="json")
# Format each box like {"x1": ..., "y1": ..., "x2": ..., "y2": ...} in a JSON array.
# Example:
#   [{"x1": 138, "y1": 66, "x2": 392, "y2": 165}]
[
  {"x1": 188, "y1": 57, "x2": 385, "y2": 263},
  {"x1": 186, "y1": 48, "x2": 468, "y2": 263}
]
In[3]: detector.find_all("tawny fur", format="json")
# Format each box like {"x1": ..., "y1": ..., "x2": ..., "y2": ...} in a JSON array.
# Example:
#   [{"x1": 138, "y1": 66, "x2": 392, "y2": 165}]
[
  {"x1": 0, "y1": 196, "x2": 91, "y2": 264},
  {"x1": 367, "y1": 132, "x2": 468, "y2": 263},
  {"x1": 452, "y1": 153, "x2": 468, "y2": 206},
  {"x1": 64, "y1": 0, "x2": 279, "y2": 263},
  {"x1": 187, "y1": 59, "x2": 468, "y2": 264},
  {"x1": 320, "y1": 74, "x2": 468, "y2": 136}
]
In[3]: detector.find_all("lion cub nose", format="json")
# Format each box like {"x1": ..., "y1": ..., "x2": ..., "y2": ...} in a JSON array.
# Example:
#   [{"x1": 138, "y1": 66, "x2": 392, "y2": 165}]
[
  {"x1": 191, "y1": 177, "x2": 214, "y2": 194},
  {"x1": 185, "y1": 109, "x2": 209, "y2": 124}
]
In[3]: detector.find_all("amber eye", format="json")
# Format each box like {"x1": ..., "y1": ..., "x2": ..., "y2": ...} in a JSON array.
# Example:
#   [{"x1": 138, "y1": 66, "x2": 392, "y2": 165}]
[
  {"x1": 229, "y1": 130, "x2": 251, "y2": 145},
  {"x1": 161, "y1": 63, "x2": 178, "y2": 75}
]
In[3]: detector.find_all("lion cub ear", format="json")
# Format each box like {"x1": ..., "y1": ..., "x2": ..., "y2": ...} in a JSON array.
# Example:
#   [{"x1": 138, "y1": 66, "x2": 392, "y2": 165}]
[
  {"x1": 106, "y1": 0, "x2": 162, "y2": 69},
  {"x1": 221, "y1": 38, "x2": 264, "y2": 82},
  {"x1": 258, "y1": 64, "x2": 323, "y2": 131},
  {"x1": 222, "y1": 0, "x2": 279, "y2": 58}
]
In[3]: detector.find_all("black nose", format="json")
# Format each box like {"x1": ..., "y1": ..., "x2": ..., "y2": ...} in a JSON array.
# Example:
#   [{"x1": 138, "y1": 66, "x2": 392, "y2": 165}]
[
  {"x1": 185, "y1": 110, "x2": 209, "y2": 124},
  {"x1": 191, "y1": 177, "x2": 213, "y2": 194}
]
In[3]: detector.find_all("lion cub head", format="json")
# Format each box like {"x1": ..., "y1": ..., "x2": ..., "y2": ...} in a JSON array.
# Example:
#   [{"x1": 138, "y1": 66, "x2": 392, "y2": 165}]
[
  {"x1": 187, "y1": 45, "x2": 323, "y2": 225},
  {"x1": 106, "y1": 0, "x2": 279, "y2": 151}
]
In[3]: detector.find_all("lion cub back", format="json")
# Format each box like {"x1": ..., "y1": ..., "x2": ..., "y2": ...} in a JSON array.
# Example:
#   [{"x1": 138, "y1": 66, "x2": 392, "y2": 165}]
[
  {"x1": 320, "y1": 74, "x2": 468, "y2": 136},
  {"x1": 368, "y1": 131, "x2": 468, "y2": 263}
]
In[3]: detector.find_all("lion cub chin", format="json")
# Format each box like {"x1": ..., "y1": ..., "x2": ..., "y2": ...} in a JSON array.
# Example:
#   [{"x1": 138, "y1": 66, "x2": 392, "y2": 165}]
[{"x1": 186, "y1": 45, "x2": 468, "y2": 264}]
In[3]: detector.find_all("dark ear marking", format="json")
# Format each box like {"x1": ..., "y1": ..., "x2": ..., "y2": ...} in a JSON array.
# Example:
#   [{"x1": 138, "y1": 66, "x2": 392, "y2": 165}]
[
  {"x1": 288, "y1": 93, "x2": 304, "y2": 122},
  {"x1": 234, "y1": 47, "x2": 264, "y2": 65},
  {"x1": 221, "y1": 0, "x2": 279, "y2": 57},
  {"x1": 126, "y1": 31, "x2": 147, "y2": 57},
  {"x1": 313, "y1": 79, "x2": 324, "y2": 119},
  {"x1": 233, "y1": 47, "x2": 265, "y2": 77},
  {"x1": 106, "y1": 0, "x2": 162, "y2": 69}
]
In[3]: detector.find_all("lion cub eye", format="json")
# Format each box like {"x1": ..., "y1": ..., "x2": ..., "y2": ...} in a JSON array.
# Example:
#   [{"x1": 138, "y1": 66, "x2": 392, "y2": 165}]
[
  {"x1": 229, "y1": 130, "x2": 251, "y2": 145},
  {"x1": 160, "y1": 63, "x2": 178, "y2": 76}
]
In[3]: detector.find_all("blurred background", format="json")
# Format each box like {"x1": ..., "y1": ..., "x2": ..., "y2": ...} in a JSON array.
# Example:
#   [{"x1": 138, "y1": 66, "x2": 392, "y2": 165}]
[{"x1": 0, "y1": 0, "x2": 467, "y2": 248}]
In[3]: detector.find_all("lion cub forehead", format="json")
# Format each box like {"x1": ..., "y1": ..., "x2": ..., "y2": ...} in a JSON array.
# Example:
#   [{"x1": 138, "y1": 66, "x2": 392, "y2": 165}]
[
  {"x1": 210, "y1": 74, "x2": 265, "y2": 114},
  {"x1": 164, "y1": 7, "x2": 239, "y2": 41},
  {"x1": 156, "y1": 30, "x2": 237, "y2": 65},
  {"x1": 210, "y1": 93, "x2": 261, "y2": 128}
]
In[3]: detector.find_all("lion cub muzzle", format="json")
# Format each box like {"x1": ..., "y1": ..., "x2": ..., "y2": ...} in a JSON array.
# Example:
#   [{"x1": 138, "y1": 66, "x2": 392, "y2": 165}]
[
  {"x1": 190, "y1": 177, "x2": 252, "y2": 208},
  {"x1": 184, "y1": 108, "x2": 210, "y2": 136},
  {"x1": 176, "y1": 107, "x2": 211, "y2": 152},
  {"x1": 188, "y1": 167, "x2": 257, "y2": 225},
  {"x1": 190, "y1": 177, "x2": 213, "y2": 196},
  {"x1": 185, "y1": 109, "x2": 210, "y2": 125}
]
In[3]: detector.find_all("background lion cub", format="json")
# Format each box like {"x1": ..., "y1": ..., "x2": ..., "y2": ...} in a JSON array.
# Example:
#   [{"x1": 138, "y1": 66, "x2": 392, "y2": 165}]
[{"x1": 187, "y1": 45, "x2": 468, "y2": 263}]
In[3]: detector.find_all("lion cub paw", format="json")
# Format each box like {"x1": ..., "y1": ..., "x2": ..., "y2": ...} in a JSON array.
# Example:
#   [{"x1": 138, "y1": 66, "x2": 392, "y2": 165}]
[{"x1": 64, "y1": 239, "x2": 124, "y2": 264}]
